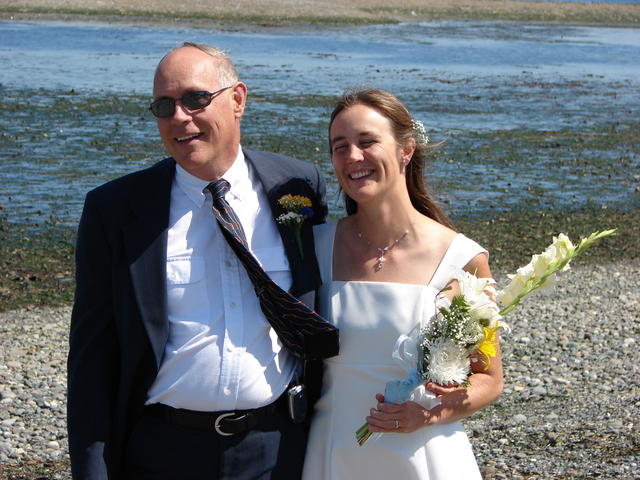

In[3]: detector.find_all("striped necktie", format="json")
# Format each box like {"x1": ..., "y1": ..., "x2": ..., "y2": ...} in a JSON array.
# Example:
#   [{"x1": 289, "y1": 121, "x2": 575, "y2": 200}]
[{"x1": 206, "y1": 178, "x2": 339, "y2": 359}]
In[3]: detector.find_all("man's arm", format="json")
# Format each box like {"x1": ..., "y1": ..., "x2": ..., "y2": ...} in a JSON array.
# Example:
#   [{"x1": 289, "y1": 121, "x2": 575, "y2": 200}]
[{"x1": 67, "y1": 192, "x2": 119, "y2": 479}]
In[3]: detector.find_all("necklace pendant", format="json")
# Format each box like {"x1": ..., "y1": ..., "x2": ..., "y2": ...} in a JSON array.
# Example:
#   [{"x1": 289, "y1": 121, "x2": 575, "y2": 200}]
[{"x1": 357, "y1": 228, "x2": 410, "y2": 273}]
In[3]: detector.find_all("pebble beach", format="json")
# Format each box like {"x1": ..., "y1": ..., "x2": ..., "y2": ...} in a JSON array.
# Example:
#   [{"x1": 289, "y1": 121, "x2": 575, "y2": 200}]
[
  {"x1": 1, "y1": 0, "x2": 639, "y2": 478},
  {"x1": 1, "y1": 258, "x2": 638, "y2": 479}
]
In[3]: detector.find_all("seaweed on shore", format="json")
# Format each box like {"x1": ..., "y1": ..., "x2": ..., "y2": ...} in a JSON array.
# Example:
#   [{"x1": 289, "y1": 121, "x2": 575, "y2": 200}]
[
  {"x1": 454, "y1": 206, "x2": 638, "y2": 273},
  {"x1": 0, "y1": 213, "x2": 75, "y2": 312},
  {"x1": 0, "y1": 206, "x2": 636, "y2": 312}
]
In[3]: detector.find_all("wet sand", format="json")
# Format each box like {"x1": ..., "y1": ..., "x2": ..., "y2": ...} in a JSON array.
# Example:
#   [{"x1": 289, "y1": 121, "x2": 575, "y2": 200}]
[{"x1": 2, "y1": 0, "x2": 639, "y2": 26}]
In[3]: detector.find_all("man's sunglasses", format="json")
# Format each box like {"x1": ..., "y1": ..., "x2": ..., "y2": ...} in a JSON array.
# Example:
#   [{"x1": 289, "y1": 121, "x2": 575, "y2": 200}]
[{"x1": 149, "y1": 86, "x2": 232, "y2": 118}]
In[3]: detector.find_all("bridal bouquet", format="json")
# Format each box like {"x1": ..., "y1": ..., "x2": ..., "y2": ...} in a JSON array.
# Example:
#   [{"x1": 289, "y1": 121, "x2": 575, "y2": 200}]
[{"x1": 356, "y1": 229, "x2": 615, "y2": 446}]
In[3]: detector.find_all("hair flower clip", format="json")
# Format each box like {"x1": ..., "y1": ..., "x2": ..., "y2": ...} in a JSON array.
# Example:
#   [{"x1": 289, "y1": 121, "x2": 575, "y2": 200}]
[
  {"x1": 276, "y1": 194, "x2": 314, "y2": 259},
  {"x1": 411, "y1": 119, "x2": 429, "y2": 146}
]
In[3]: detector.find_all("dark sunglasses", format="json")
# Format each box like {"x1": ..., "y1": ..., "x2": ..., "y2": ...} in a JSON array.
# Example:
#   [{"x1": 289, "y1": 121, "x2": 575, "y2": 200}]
[{"x1": 149, "y1": 86, "x2": 232, "y2": 118}]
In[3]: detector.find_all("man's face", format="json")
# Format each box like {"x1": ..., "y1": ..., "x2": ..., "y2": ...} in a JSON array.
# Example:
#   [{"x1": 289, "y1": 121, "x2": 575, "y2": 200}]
[{"x1": 153, "y1": 47, "x2": 247, "y2": 181}]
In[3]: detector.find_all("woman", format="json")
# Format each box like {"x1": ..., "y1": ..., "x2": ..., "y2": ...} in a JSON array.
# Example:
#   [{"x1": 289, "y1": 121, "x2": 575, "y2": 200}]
[{"x1": 303, "y1": 88, "x2": 503, "y2": 479}]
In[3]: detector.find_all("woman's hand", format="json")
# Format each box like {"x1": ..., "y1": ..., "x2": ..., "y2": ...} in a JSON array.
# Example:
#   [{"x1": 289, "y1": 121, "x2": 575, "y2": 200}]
[
  {"x1": 425, "y1": 381, "x2": 466, "y2": 397},
  {"x1": 365, "y1": 393, "x2": 431, "y2": 434}
]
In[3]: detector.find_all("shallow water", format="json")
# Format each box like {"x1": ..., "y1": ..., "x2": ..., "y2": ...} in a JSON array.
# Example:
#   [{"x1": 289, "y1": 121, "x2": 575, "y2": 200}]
[{"x1": 0, "y1": 20, "x2": 638, "y2": 225}]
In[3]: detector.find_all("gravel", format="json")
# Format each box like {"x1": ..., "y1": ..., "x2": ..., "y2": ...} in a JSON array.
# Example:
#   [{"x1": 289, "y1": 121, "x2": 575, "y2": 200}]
[{"x1": 1, "y1": 259, "x2": 638, "y2": 478}]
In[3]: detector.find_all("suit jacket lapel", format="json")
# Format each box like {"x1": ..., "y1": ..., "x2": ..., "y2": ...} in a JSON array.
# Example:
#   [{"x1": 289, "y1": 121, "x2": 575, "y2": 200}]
[
  {"x1": 244, "y1": 149, "x2": 318, "y2": 299},
  {"x1": 123, "y1": 158, "x2": 175, "y2": 369}
]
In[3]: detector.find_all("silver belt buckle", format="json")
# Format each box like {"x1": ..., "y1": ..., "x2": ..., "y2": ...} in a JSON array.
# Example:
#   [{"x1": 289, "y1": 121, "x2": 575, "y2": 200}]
[{"x1": 213, "y1": 412, "x2": 235, "y2": 436}]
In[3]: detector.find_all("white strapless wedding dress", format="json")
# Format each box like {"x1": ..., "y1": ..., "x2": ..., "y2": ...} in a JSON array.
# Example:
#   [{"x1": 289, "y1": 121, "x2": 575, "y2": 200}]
[{"x1": 303, "y1": 221, "x2": 485, "y2": 480}]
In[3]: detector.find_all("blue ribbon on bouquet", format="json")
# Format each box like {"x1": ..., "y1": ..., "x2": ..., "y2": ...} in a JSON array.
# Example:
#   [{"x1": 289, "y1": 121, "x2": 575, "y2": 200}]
[{"x1": 384, "y1": 331, "x2": 426, "y2": 403}]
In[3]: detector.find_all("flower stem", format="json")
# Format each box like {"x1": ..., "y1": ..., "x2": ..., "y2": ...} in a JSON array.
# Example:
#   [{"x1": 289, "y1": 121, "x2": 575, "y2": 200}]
[
  {"x1": 356, "y1": 422, "x2": 373, "y2": 446},
  {"x1": 295, "y1": 231, "x2": 304, "y2": 259}
]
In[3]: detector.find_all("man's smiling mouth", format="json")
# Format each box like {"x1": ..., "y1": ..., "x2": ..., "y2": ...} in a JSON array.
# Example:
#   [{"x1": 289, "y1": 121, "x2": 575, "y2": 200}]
[{"x1": 176, "y1": 133, "x2": 202, "y2": 142}]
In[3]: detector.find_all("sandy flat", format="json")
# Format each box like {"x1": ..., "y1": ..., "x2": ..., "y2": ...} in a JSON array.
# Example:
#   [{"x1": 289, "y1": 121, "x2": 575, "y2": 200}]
[{"x1": 2, "y1": 0, "x2": 639, "y2": 26}]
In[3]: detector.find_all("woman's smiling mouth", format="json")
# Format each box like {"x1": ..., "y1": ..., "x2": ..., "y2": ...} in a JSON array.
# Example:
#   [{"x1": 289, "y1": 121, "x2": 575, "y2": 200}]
[{"x1": 349, "y1": 169, "x2": 374, "y2": 180}]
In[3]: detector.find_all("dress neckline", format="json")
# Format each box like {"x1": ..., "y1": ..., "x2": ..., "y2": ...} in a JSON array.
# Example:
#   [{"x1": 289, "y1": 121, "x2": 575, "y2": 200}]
[{"x1": 327, "y1": 220, "x2": 463, "y2": 289}]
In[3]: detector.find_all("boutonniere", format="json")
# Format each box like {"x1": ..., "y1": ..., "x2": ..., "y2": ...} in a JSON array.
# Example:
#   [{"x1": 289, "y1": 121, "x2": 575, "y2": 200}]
[{"x1": 276, "y1": 194, "x2": 314, "y2": 259}]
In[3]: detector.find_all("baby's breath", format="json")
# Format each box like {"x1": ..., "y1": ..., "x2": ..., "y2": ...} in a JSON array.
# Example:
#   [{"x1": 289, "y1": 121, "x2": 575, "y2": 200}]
[{"x1": 411, "y1": 119, "x2": 429, "y2": 146}]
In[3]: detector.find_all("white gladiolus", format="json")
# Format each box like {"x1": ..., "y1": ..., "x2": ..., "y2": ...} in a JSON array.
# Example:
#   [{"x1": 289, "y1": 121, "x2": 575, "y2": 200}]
[{"x1": 497, "y1": 230, "x2": 614, "y2": 315}]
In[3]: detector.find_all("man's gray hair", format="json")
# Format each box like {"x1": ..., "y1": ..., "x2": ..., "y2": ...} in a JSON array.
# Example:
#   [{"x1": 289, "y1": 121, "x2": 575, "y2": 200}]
[{"x1": 180, "y1": 42, "x2": 240, "y2": 86}]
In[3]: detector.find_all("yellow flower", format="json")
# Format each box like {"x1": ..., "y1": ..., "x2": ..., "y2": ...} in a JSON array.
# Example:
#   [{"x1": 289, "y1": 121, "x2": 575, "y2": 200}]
[
  {"x1": 477, "y1": 326, "x2": 499, "y2": 370},
  {"x1": 278, "y1": 194, "x2": 312, "y2": 211}
]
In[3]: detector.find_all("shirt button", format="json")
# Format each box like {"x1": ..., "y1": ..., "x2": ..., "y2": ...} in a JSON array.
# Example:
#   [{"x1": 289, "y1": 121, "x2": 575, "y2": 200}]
[
  {"x1": 223, "y1": 387, "x2": 231, "y2": 396},
  {"x1": 229, "y1": 301, "x2": 236, "y2": 308},
  {"x1": 225, "y1": 260, "x2": 232, "y2": 268}
]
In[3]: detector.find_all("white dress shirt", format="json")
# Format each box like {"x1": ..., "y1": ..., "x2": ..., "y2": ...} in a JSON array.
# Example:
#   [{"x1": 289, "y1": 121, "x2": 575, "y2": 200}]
[{"x1": 146, "y1": 149, "x2": 296, "y2": 411}]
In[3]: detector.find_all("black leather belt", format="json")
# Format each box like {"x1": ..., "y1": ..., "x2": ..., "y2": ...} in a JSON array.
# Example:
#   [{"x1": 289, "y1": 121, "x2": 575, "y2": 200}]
[{"x1": 144, "y1": 397, "x2": 283, "y2": 436}]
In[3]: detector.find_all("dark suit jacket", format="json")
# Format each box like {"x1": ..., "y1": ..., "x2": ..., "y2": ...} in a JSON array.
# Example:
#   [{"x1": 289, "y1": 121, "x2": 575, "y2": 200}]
[{"x1": 67, "y1": 148, "x2": 328, "y2": 479}]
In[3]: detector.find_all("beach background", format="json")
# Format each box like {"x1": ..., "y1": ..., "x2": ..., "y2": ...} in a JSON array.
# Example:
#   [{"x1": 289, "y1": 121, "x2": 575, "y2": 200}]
[
  {"x1": 2, "y1": 0, "x2": 640, "y2": 25},
  {"x1": 0, "y1": 1, "x2": 639, "y2": 479}
]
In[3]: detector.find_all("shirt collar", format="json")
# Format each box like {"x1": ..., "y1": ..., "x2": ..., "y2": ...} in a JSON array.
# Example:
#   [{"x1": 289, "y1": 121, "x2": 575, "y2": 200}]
[
  {"x1": 221, "y1": 148, "x2": 248, "y2": 203},
  {"x1": 174, "y1": 147, "x2": 246, "y2": 208}
]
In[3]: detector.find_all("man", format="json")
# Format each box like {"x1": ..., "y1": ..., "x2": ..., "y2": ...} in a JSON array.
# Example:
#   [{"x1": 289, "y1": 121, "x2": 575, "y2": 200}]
[{"x1": 67, "y1": 42, "x2": 335, "y2": 479}]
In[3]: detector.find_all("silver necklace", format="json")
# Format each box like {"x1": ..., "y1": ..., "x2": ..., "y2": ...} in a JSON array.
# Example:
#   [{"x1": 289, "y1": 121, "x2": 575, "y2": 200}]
[{"x1": 357, "y1": 228, "x2": 409, "y2": 271}]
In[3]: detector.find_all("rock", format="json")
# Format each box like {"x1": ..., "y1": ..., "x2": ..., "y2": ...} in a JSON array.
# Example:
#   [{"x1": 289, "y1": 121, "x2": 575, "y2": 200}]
[
  {"x1": 533, "y1": 385, "x2": 547, "y2": 395},
  {"x1": 512, "y1": 414, "x2": 528, "y2": 425}
]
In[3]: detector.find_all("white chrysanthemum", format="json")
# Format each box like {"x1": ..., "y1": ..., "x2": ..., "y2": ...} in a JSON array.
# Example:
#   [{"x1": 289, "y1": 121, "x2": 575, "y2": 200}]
[{"x1": 426, "y1": 338, "x2": 470, "y2": 385}]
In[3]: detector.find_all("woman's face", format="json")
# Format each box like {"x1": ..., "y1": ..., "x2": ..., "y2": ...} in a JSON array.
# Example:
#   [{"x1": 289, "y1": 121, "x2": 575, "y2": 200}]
[{"x1": 329, "y1": 104, "x2": 412, "y2": 206}]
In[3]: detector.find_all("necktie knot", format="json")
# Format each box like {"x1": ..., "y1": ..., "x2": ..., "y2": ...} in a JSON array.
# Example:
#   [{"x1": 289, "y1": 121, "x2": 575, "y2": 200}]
[
  {"x1": 206, "y1": 178, "x2": 248, "y2": 248},
  {"x1": 207, "y1": 178, "x2": 230, "y2": 202}
]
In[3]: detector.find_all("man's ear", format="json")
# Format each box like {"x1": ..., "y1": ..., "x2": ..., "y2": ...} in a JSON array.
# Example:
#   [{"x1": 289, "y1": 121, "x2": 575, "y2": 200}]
[{"x1": 232, "y1": 82, "x2": 248, "y2": 119}]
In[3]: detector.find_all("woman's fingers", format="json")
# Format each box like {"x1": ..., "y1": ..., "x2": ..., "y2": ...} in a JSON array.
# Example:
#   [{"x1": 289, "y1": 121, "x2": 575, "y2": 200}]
[
  {"x1": 376, "y1": 400, "x2": 404, "y2": 413},
  {"x1": 366, "y1": 400, "x2": 429, "y2": 433},
  {"x1": 366, "y1": 409, "x2": 404, "y2": 432}
]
